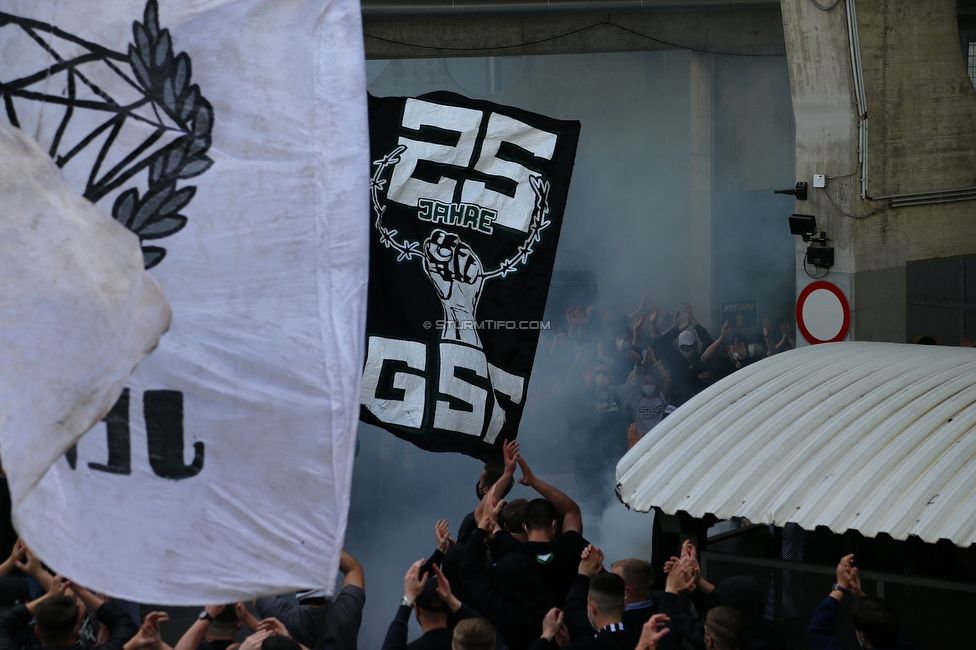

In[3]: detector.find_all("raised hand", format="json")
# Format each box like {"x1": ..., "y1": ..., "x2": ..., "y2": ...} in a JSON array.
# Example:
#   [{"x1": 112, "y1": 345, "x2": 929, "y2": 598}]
[
  {"x1": 633, "y1": 313, "x2": 645, "y2": 332},
  {"x1": 648, "y1": 305, "x2": 659, "y2": 324},
  {"x1": 435, "y1": 519, "x2": 454, "y2": 553},
  {"x1": 635, "y1": 614, "x2": 671, "y2": 650},
  {"x1": 541, "y1": 608, "x2": 564, "y2": 641},
  {"x1": 239, "y1": 631, "x2": 272, "y2": 650},
  {"x1": 257, "y1": 618, "x2": 290, "y2": 638},
  {"x1": 662, "y1": 556, "x2": 679, "y2": 575},
  {"x1": 404, "y1": 559, "x2": 428, "y2": 603},
  {"x1": 665, "y1": 556, "x2": 697, "y2": 594},
  {"x1": 627, "y1": 423, "x2": 639, "y2": 450},
  {"x1": 642, "y1": 347, "x2": 658, "y2": 366},
  {"x1": 580, "y1": 305, "x2": 594, "y2": 325},
  {"x1": 503, "y1": 439, "x2": 520, "y2": 473},
  {"x1": 432, "y1": 564, "x2": 460, "y2": 611},
  {"x1": 124, "y1": 611, "x2": 169, "y2": 650},
  {"x1": 476, "y1": 491, "x2": 504, "y2": 538},
  {"x1": 578, "y1": 545, "x2": 605, "y2": 578},
  {"x1": 517, "y1": 455, "x2": 537, "y2": 488},
  {"x1": 848, "y1": 565, "x2": 864, "y2": 597},
  {"x1": 14, "y1": 542, "x2": 43, "y2": 578},
  {"x1": 720, "y1": 319, "x2": 732, "y2": 340},
  {"x1": 566, "y1": 306, "x2": 577, "y2": 325},
  {"x1": 835, "y1": 554, "x2": 855, "y2": 592}
]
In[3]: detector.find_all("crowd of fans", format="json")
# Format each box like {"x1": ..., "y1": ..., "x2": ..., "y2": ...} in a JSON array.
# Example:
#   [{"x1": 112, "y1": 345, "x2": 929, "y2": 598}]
[
  {"x1": 537, "y1": 298, "x2": 796, "y2": 452},
  {"x1": 519, "y1": 298, "x2": 796, "y2": 509},
  {"x1": 0, "y1": 444, "x2": 915, "y2": 650},
  {"x1": 0, "y1": 299, "x2": 916, "y2": 650}
]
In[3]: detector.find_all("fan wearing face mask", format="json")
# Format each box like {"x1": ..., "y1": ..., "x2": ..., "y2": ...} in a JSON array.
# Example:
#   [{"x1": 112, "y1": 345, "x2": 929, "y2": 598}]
[
  {"x1": 619, "y1": 348, "x2": 672, "y2": 450},
  {"x1": 650, "y1": 303, "x2": 714, "y2": 412}
]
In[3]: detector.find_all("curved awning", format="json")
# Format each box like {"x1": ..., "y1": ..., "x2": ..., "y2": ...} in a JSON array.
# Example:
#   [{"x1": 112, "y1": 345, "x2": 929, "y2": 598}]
[{"x1": 616, "y1": 341, "x2": 976, "y2": 546}]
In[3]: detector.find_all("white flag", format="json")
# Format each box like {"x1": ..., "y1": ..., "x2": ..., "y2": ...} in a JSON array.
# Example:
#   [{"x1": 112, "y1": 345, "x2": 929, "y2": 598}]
[
  {"x1": 1, "y1": 0, "x2": 369, "y2": 603},
  {"x1": 0, "y1": 120, "x2": 170, "y2": 509}
]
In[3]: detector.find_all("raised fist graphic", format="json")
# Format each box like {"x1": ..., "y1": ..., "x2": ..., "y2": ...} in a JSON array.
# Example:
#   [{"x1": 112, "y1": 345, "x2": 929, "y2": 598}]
[{"x1": 423, "y1": 228, "x2": 485, "y2": 347}]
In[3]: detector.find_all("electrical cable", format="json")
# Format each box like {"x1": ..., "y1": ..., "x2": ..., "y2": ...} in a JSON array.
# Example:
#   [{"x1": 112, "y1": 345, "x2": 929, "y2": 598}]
[
  {"x1": 364, "y1": 19, "x2": 786, "y2": 57},
  {"x1": 810, "y1": 0, "x2": 841, "y2": 10},
  {"x1": 817, "y1": 185, "x2": 888, "y2": 219},
  {"x1": 803, "y1": 255, "x2": 829, "y2": 279}
]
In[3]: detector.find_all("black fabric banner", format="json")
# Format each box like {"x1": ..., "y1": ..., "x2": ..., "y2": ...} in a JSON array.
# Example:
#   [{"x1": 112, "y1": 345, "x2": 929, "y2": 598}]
[{"x1": 361, "y1": 91, "x2": 580, "y2": 461}]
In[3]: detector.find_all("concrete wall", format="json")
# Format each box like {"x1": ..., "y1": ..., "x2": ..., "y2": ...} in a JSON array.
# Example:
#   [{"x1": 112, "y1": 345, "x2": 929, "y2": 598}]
[
  {"x1": 364, "y1": 9, "x2": 786, "y2": 59},
  {"x1": 781, "y1": 0, "x2": 976, "y2": 343}
]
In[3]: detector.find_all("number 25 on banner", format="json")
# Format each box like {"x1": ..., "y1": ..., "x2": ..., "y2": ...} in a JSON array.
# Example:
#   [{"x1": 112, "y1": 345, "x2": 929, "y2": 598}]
[{"x1": 387, "y1": 98, "x2": 558, "y2": 233}]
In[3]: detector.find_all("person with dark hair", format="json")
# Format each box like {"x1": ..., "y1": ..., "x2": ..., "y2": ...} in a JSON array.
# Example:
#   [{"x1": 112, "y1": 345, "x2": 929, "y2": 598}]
[
  {"x1": 806, "y1": 554, "x2": 917, "y2": 650},
  {"x1": 260, "y1": 637, "x2": 301, "y2": 650},
  {"x1": 651, "y1": 303, "x2": 714, "y2": 411},
  {"x1": 457, "y1": 441, "x2": 519, "y2": 545},
  {"x1": 384, "y1": 560, "x2": 492, "y2": 650},
  {"x1": 509, "y1": 457, "x2": 588, "y2": 606},
  {"x1": 0, "y1": 576, "x2": 137, "y2": 650},
  {"x1": 459, "y1": 494, "x2": 556, "y2": 650},
  {"x1": 529, "y1": 573, "x2": 640, "y2": 650},
  {"x1": 702, "y1": 608, "x2": 743, "y2": 650},
  {"x1": 253, "y1": 549, "x2": 365, "y2": 650},
  {"x1": 657, "y1": 543, "x2": 782, "y2": 650},
  {"x1": 499, "y1": 500, "x2": 529, "y2": 543},
  {"x1": 452, "y1": 619, "x2": 495, "y2": 650}
]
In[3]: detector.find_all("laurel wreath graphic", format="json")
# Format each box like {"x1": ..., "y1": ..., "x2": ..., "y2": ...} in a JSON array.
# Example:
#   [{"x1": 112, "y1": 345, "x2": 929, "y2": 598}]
[
  {"x1": 109, "y1": 0, "x2": 214, "y2": 269},
  {"x1": 369, "y1": 144, "x2": 552, "y2": 278}
]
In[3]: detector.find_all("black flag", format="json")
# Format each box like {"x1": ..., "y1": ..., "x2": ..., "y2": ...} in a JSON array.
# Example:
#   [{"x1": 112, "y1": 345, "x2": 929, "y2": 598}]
[{"x1": 361, "y1": 91, "x2": 580, "y2": 460}]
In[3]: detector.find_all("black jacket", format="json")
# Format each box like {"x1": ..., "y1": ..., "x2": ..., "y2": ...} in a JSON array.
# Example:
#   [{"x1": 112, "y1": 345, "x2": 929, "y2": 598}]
[{"x1": 0, "y1": 601, "x2": 137, "y2": 650}]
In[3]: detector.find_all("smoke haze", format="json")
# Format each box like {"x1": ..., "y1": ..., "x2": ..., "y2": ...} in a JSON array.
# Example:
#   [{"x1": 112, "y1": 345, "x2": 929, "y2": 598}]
[{"x1": 346, "y1": 49, "x2": 795, "y2": 648}]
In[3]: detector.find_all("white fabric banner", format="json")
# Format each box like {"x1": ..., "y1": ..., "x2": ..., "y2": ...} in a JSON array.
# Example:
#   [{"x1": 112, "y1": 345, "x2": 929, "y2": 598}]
[
  {"x1": 0, "y1": 120, "x2": 170, "y2": 510},
  {"x1": 0, "y1": 0, "x2": 368, "y2": 603}
]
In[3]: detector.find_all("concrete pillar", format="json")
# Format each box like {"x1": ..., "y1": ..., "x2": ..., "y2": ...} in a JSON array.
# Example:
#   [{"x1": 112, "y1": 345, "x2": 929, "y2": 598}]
[
  {"x1": 689, "y1": 52, "x2": 714, "y2": 333},
  {"x1": 780, "y1": 0, "x2": 859, "y2": 344}
]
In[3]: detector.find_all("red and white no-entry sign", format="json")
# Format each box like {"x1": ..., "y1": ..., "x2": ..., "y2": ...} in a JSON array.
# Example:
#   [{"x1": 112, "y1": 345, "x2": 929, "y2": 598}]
[{"x1": 796, "y1": 281, "x2": 850, "y2": 344}]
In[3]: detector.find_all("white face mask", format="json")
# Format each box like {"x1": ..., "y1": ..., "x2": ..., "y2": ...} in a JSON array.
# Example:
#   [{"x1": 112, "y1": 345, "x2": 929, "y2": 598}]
[
  {"x1": 680, "y1": 348, "x2": 695, "y2": 359},
  {"x1": 616, "y1": 339, "x2": 627, "y2": 352},
  {"x1": 595, "y1": 375, "x2": 610, "y2": 387},
  {"x1": 641, "y1": 385, "x2": 656, "y2": 396}
]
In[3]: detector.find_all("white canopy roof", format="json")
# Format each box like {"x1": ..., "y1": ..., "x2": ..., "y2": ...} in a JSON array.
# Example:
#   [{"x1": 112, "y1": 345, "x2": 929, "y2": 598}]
[{"x1": 616, "y1": 341, "x2": 976, "y2": 546}]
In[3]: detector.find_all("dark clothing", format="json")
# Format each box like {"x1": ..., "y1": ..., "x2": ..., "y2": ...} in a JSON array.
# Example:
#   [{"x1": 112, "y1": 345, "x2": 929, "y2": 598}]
[
  {"x1": 0, "y1": 479, "x2": 14, "y2": 562},
  {"x1": 420, "y1": 549, "x2": 445, "y2": 578},
  {"x1": 528, "y1": 626, "x2": 639, "y2": 650},
  {"x1": 381, "y1": 606, "x2": 452, "y2": 650},
  {"x1": 621, "y1": 600, "x2": 657, "y2": 633},
  {"x1": 652, "y1": 325, "x2": 714, "y2": 408},
  {"x1": 0, "y1": 600, "x2": 137, "y2": 650},
  {"x1": 560, "y1": 575, "x2": 592, "y2": 640},
  {"x1": 712, "y1": 577, "x2": 782, "y2": 650},
  {"x1": 518, "y1": 530, "x2": 589, "y2": 607},
  {"x1": 381, "y1": 601, "x2": 494, "y2": 650},
  {"x1": 459, "y1": 529, "x2": 547, "y2": 650},
  {"x1": 659, "y1": 579, "x2": 785, "y2": 650},
  {"x1": 806, "y1": 596, "x2": 917, "y2": 650},
  {"x1": 255, "y1": 585, "x2": 365, "y2": 650},
  {"x1": 457, "y1": 513, "x2": 478, "y2": 545},
  {"x1": 656, "y1": 592, "x2": 701, "y2": 650}
]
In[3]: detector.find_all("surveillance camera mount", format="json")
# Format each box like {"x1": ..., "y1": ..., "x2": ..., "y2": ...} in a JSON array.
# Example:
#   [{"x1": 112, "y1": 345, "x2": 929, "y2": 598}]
[
  {"x1": 803, "y1": 231, "x2": 829, "y2": 246},
  {"x1": 775, "y1": 181, "x2": 808, "y2": 201}
]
